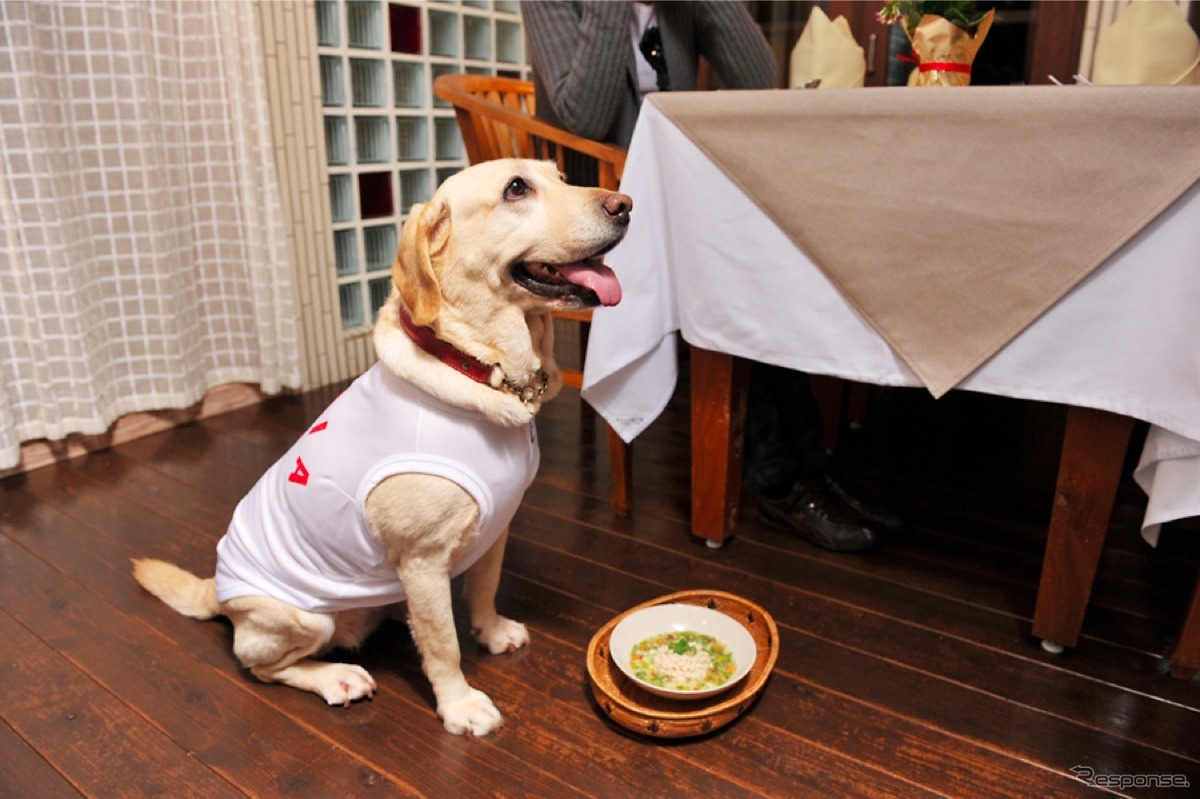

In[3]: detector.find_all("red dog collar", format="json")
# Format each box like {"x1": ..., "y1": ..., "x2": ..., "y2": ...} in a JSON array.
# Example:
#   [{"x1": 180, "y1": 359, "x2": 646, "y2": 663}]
[{"x1": 397, "y1": 305, "x2": 495, "y2": 385}]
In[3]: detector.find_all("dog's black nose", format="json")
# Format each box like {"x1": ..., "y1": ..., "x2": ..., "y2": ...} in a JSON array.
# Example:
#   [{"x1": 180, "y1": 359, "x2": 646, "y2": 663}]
[{"x1": 603, "y1": 192, "x2": 632, "y2": 225}]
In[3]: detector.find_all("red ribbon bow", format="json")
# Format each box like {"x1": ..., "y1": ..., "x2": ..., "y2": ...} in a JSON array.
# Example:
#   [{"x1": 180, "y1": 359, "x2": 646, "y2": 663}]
[{"x1": 899, "y1": 50, "x2": 972, "y2": 74}]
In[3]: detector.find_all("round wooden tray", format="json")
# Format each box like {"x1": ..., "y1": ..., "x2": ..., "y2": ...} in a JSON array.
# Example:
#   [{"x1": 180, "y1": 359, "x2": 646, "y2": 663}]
[{"x1": 586, "y1": 589, "x2": 779, "y2": 738}]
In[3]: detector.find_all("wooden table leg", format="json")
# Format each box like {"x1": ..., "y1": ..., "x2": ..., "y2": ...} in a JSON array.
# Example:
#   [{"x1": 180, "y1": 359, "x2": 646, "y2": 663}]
[
  {"x1": 1168, "y1": 571, "x2": 1200, "y2": 679},
  {"x1": 1032, "y1": 406, "x2": 1133, "y2": 652},
  {"x1": 690, "y1": 348, "x2": 749, "y2": 546},
  {"x1": 608, "y1": 426, "x2": 632, "y2": 517}
]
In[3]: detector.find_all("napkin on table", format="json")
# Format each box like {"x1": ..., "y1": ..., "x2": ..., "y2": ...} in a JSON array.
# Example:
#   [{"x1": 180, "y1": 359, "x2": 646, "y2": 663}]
[
  {"x1": 1092, "y1": 0, "x2": 1200, "y2": 84},
  {"x1": 789, "y1": 6, "x2": 866, "y2": 89}
]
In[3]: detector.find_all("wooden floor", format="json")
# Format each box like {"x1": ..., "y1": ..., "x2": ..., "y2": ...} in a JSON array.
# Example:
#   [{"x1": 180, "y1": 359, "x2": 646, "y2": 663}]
[{"x1": 2, "y1": 375, "x2": 1199, "y2": 798}]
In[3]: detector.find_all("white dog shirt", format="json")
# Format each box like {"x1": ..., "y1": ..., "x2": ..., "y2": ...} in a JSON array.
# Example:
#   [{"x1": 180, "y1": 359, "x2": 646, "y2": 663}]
[{"x1": 214, "y1": 362, "x2": 540, "y2": 613}]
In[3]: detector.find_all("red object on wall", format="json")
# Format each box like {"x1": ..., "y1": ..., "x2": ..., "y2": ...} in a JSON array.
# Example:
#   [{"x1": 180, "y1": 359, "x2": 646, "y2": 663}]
[{"x1": 390, "y1": 4, "x2": 421, "y2": 55}]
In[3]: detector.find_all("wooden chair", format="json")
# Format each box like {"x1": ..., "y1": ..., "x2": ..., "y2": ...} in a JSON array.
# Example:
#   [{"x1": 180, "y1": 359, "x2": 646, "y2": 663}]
[{"x1": 433, "y1": 73, "x2": 633, "y2": 515}]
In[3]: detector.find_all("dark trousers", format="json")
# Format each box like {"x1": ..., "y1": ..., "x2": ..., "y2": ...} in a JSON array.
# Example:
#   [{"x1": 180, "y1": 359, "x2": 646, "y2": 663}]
[{"x1": 742, "y1": 362, "x2": 828, "y2": 495}]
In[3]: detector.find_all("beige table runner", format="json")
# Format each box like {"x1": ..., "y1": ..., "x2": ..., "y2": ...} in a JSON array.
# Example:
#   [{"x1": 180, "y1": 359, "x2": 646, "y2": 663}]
[{"x1": 650, "y1": 86, "x2": 1200, "y2": 396}]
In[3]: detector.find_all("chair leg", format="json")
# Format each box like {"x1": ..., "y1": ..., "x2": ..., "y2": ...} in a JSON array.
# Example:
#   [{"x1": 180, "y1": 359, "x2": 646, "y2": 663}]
[
  {"x1": 579, "y1": 321, "x2": 595, "y2": 423},
  {"x1": 1169, "y1": 569, "x2": 1200, "y2": 679},
  {"x1": 608, "y1": 426, "x2": 632, "y2": 516}
]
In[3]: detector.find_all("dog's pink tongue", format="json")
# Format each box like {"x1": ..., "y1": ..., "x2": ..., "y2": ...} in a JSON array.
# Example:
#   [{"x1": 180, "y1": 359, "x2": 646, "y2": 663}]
[{"x1": 557, "y1": 262, "x2": 622, "y2": 306}]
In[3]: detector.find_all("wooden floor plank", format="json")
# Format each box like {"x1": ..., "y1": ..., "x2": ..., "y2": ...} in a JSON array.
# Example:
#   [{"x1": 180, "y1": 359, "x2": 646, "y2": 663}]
[
  {"x1": 0, "y1": 717, "x2": 86, "y2": 799},
  {"x1": 0, "y1": 608, "x2": 243, "y2": 799}
]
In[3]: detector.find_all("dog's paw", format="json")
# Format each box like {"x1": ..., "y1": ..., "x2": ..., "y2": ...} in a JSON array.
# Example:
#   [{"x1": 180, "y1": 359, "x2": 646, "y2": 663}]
[
  {"x1": 474, "y1": 617, "x2": 530, "y2": 654},
  {"x1": 485, "y1": 395, "x2": 535, "y2": 427},
  {"x1": 316, "y1": 663, "x2": 377, "y2": 707},
  {"x1": 439, "y1": 688, "x2": 503, "y2": 736}
]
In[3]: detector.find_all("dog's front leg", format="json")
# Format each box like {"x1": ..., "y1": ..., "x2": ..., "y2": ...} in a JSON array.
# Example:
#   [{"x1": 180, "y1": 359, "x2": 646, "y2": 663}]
[
  {"x1": 401, "y1": 563, "x2": 503, "y2": 736},
  {"x1": 463, "y1": 527, "x2": 529, "y2": 653},
  {"x1": 367, "y1": 473, "x2": 504, "y2": 735}
]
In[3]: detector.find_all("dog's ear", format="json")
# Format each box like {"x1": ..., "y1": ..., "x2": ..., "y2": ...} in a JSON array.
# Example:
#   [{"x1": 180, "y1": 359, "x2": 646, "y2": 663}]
[{"x1": 394, "y1": 200, "x2": 451, "y2": 326}]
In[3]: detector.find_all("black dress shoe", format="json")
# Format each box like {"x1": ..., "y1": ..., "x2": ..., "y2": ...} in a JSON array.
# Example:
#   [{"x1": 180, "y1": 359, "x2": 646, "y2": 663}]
[
  {"x1": 823, "y1": 475, "x2": 902, "y2": 530},
  {"x1": 758, "y1": 479, "x2": 882, "y2": 553}
]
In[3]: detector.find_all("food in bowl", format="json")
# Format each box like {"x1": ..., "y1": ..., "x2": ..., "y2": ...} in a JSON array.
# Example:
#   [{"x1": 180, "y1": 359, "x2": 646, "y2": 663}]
[
  {"x1": 629, "y1": 630, "x2": 736, "y2": 692},
  {"x1": 609, "y1": 602, "x2": 757, "y2": 699}
]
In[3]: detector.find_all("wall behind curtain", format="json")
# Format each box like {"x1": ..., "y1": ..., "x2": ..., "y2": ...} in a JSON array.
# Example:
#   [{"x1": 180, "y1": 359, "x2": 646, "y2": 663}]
[{"x1": 0, "y1": 0, "x2": 301, "y2": 470}]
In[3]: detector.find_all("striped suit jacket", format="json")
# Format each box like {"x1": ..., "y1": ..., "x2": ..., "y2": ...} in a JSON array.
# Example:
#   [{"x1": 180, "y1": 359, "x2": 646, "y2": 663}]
[{"x1": 522, "y1": 1, "x2": 777, "y2": 150}]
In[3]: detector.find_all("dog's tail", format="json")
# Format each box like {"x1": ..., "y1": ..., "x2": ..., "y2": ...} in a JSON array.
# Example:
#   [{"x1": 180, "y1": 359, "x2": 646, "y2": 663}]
[{"x1": 132, "y1": 559, "x2": 220, "y2": 620}]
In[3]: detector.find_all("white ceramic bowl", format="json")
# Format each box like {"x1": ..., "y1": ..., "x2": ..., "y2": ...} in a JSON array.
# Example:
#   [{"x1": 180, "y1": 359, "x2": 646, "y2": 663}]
[{"x1": 608, "y1": 603, "x2": 757, "y2": 700}]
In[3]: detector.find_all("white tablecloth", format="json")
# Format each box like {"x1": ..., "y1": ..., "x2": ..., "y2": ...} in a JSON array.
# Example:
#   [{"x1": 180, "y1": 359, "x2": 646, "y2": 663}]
[{"x1": 582, "y1": 99, "x2": 1200, "y2": 545}]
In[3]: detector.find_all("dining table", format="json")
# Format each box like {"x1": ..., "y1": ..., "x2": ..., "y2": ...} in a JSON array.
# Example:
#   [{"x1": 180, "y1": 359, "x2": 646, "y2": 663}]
[{"x1": 581, "y1": 85, "x2": 1200, "y2": 655}]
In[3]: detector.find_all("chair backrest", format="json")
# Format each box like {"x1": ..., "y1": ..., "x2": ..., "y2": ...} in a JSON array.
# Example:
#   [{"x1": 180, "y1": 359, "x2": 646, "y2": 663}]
[{"x1": 433, "y1": 74, "x2": 626, "y2": 191}]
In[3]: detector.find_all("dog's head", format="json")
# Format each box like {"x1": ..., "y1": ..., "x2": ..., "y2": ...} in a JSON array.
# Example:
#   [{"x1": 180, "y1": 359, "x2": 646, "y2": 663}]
[
  {"x1": 393, "y1": 159, "x2": 629, "y2": 327},
  {"x1": 375, "y1": 159, "x2": 631, "y2": 426}
]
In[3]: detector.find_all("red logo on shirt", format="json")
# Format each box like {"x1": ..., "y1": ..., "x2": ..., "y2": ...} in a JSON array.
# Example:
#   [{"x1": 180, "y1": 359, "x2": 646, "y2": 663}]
[
  {"x1": 287, "y1": 457, "x2": 310, "y2": 486},
  {"x1": 308, "y1": 421, "x2": 328, "y2": 434}
]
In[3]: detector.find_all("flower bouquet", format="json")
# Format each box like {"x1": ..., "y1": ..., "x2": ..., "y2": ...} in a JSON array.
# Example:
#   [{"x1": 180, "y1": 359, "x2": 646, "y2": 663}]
[{"x1": 878, "y1": 1, "x2": 995, "y2": 86}]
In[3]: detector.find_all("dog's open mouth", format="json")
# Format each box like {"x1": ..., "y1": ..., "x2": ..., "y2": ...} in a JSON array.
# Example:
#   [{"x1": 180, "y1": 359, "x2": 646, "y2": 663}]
[{"x1": 512, "y1": 257, "x2": 622, "y2": 307}]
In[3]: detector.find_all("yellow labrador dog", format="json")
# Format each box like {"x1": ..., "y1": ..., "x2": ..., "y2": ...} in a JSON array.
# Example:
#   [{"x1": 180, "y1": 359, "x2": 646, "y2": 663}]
[{"x1": 133, "y1": 159, "x2": 630, "y2": 735}]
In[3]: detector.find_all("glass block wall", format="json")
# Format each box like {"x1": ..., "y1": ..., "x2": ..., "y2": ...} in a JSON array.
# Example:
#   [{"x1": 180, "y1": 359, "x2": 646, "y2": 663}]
[{"x1": 315, "y1": 0, "x2": 528, "y2": 331}]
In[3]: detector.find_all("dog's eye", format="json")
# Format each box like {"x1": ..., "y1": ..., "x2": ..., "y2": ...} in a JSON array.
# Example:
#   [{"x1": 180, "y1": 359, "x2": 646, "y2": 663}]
[{"x1": 504, "y1": 177, "x2": 530, "y2": 201}]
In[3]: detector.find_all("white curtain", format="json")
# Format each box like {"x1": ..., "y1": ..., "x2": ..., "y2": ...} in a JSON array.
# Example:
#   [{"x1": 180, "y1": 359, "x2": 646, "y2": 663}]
[{"x1": 0, "y1": 0, "x2": 301, "y2": 470}]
